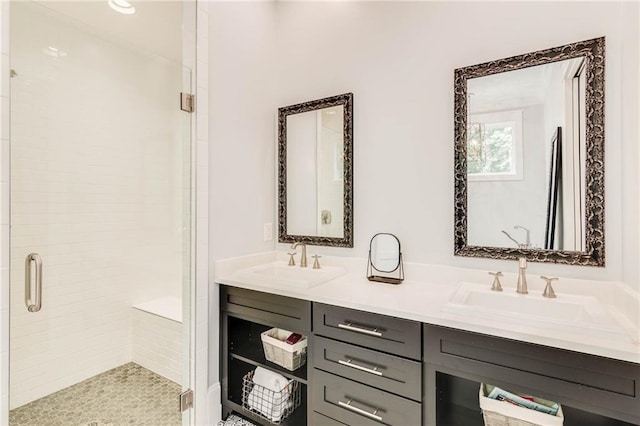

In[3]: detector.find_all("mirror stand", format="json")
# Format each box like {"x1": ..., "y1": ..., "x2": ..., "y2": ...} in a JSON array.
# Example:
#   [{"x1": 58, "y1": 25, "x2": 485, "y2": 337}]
[
  {"x1": 367, "y1": 256, "x2": 404, "y2": 285},
  {"x1": 366, "y1": 233, "x2": 405, "y2": 285}
]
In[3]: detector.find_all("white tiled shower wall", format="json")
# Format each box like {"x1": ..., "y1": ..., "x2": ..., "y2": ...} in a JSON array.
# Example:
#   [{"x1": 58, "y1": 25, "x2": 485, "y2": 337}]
[{"x1": 132, "y1": 307, "x2": 182, "y2": 384}]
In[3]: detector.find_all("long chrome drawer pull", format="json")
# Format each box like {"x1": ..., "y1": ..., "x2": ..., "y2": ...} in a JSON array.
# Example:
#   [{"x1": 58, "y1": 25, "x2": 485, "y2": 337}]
[
  {"x1": 24, "y1": 253, "x2": 43, "y2": 313},
  {"x1": 337, "y1": 322, "x2": 383, "y2": 337},
  {"x1": 338, "y1": 359, "x2": 383, "y2": 377},
  {"x1": 338, "y1": 399, "x2": 382, "y2": 422}
]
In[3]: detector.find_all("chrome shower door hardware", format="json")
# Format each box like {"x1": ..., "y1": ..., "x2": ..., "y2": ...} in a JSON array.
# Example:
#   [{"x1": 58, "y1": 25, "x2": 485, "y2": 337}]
[
  {"x1": 24, "y1": 253, "x2": 43, "y2": 312},
  {"x1": 180, "y1": 92, "x2": 194, "y2": 113}
]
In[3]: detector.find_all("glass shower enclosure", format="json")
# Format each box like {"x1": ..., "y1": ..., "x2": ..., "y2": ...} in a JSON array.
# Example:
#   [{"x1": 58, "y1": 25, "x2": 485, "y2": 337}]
[{"x1": 8, "y1": 2, "x2": 192, "y2": 424}]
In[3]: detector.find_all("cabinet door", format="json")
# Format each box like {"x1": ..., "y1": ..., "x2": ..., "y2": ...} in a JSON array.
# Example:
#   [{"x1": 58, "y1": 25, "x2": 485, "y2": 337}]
[
  {"x1": 314, "y1": 336, "x2": 422, "y2": 401},
  {"x1": 221, "y1": 285, "x2": 311, "y2": 332},
  {"x1": 314, "y1": 303, "x2": 421, "y2": 360},
  {"x1": 313, "y1": 370, "x2": 422, "y2": 426}
]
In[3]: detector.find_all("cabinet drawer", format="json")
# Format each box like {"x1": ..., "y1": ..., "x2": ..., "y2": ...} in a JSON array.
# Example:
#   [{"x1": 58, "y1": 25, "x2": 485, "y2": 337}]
[
  {"x1": 313, "y1": 369, "x2": 422, "y2": 426},
  {"x1": 313, "y1": 303, "x2": 421, "y2": 359},
  {"x1": 221, "y1": 285, "x2": 311, "y2": 332},
  {"x1": 312, "y1": 411, "x2": 348, "y2": 425},
  {"x1": 314, "y1": 335, "x2": 422, "y2": 401}
]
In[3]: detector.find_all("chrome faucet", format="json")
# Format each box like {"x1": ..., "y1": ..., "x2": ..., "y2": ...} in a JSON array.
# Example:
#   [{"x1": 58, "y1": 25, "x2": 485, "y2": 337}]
[
  {"x1": 516, "y1": 257, "x2": 528, "y2": 294},
  {"x1": 290, "y1": 242, "x2": 307, "y2": 268}
]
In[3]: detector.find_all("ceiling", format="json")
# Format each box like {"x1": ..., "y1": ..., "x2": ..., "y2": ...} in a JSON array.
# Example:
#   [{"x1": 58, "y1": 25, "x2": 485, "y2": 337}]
[
  {"x1": 35, "y1": 0, "x2": 183, "y2": 63},
  {"x1": 468, "y1": 57, "x2": 584, "y2": 113}
]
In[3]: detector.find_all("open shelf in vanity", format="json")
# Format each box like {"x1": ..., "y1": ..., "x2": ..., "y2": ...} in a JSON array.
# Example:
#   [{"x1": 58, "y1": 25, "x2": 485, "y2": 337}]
[
  {"x1": 224, "y1": 355, "x2": 307, "y2": 426},
  {"x1": 227, "y1": 316, "x2": 308, "y2": 383},
  {"x1": 220, "y1": 286, "x2": 311, "y2": 426},
  {"x1": 435, "y1": 373, "x2": 635, "y2": 426}
]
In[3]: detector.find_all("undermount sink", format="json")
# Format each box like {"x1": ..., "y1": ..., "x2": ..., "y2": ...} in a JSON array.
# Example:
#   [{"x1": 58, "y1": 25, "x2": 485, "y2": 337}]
[
  {"x1": 234, "y1": 261, "x2": 346, "y2": 288},
  {"x1": 444, "y1": 282, "x2": 633, "y2": 343}
]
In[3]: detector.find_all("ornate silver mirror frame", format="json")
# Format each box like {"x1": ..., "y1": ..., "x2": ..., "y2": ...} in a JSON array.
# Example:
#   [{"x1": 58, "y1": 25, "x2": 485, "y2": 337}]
[
  {"x1": 278, "y1": 93, "x2": 354, "y2": 247},
  {"x1": 454, "y1": 37, "x2": 605, "y2": 266}
]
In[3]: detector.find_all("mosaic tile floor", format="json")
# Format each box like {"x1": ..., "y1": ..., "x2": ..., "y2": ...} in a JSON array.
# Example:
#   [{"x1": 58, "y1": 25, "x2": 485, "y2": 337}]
[{"x1": 9, "y1": 363, "x2": 182, "y2": 426}]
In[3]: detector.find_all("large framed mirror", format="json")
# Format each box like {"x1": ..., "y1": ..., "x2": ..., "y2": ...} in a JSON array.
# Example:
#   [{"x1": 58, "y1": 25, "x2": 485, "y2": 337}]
[
  {"x1": 278, "y1": 93, "x2": 354, "y2": 247},
  {"x1": 454, "y1": 37, "x2": 605, "y2": 266}
]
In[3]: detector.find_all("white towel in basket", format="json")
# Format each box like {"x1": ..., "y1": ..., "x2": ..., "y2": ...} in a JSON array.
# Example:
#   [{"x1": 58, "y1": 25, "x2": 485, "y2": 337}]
[{"x1": 247, "y1": 367, "x2": 292, "y2": 423}]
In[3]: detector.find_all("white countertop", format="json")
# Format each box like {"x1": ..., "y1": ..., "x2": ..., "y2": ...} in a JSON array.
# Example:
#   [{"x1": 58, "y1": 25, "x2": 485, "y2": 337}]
[{"x1": 214, "y1": 251, "x2": 640, "y2": 364}]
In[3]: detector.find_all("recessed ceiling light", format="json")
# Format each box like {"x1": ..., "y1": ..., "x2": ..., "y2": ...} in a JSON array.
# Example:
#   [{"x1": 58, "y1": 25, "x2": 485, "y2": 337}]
[
  {"x1": 42, "y1": 46, "x2": 68, "y2": 58},
  {"x1": 108, "y1": 0, "x2": 135, "y2": 15}
]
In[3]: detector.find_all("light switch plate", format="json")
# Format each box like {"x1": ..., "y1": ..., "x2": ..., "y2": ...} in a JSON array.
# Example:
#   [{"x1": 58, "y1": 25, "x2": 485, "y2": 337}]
[{"x1": 263, "y1": 223, "x2": 273, "y2": 242}]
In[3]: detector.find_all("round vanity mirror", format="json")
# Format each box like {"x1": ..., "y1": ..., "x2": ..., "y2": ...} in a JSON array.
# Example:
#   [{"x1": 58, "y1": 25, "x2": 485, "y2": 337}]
[{"x1": 369, "y1": 233, "x2": 401, "y2": 273}]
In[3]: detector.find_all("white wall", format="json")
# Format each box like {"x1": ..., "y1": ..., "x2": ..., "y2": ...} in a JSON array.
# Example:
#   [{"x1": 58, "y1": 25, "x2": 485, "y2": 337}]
[
  {"x1": 207, "y1": 1, "x2": 277, "y2": 421},
  {"x1": 0, "y1": 0, "x2": 11, "y2": 421},
  {"x1": 273, "y1": 1, "x2": 640, "y2": 288},
  {"x1": 620, "y1": 1, "x2": 640, "y2": 290},
  {"x1": 192, "y1": 1, "x2": 211, "y2": 423},
  {"x1": 208, "y1": 2, "x2": 276, "y2": 262},
  {"x1": 9, "y1": 2, "x2": 185, "y2": 409},
  {"x1": 205, "y1": 1, "x2": 639, "y2": 418}
]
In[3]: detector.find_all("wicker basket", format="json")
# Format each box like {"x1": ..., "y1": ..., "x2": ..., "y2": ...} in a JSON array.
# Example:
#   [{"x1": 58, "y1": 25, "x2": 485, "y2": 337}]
[
  {"x1": 241, "y1": 371, "x2": 301, "y2": 424},
  {"x1": 479, "y1": 384, "x2": 564, "y2": 426},
  {"x1": 261, "y1": 328, "x2": 307, "y2": 371}
]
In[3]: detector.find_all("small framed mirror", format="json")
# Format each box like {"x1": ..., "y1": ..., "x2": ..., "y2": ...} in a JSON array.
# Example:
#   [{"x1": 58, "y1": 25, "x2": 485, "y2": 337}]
[
  {"x1": 367, "y1": 233, "x2": 404, "y2": 284},
  {"x1": 278, "y1": 93, "x2": 354, "y2": 247},
  {"x1": 454, "y1": 37, "x2": 605, "y2": 266}
]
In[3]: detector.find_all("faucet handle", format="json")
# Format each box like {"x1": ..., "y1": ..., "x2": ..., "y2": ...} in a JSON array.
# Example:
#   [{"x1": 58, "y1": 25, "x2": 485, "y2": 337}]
[
  {"x1": 488, "y1": 271, "x2": 503, "y2": 292},
  {"x1": 312, "y1": 255, "x2": 322, "y2": 269},
  {"x1": 287, "y1": 252, "x2": 297, "y2": 266},
  {"x1": 541, "y1": 276, "x2": 558, "y2": 298}
]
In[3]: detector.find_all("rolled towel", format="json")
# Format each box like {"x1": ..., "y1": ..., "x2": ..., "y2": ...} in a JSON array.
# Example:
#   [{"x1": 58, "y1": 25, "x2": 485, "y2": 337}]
[
  {"x1": 252, "y1": 366, "x2": 289, "y2": 392},
  {"x1": 246, "y1": 367, "x2": 293, "y2": 422}
]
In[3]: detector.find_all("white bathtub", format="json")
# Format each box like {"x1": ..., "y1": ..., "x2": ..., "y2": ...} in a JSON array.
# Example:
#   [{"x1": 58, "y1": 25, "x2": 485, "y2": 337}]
[{"x1": 132, "y1": 296, "x2": 183, "y2": 385}]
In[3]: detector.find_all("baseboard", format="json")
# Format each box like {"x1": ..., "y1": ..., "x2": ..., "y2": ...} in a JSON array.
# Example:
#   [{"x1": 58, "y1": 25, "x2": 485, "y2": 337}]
[{"x1": 208, "y1": 382, "x2": 222, "y2": 424}]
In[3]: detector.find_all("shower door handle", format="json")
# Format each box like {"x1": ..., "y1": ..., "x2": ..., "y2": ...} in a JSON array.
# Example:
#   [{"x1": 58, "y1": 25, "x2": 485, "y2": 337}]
[{"x1": 25, "y1": 253, "x2": 43, "y2": 312}]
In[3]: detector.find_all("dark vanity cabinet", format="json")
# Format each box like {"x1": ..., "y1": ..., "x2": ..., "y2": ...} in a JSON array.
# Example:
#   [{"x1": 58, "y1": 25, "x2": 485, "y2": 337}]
[
  {"x1": 220, "y1": 286, "x2": 311, "y2": 425},
  {"x1": 220, "y1": 286, "x2": 640, "y2": 426}
]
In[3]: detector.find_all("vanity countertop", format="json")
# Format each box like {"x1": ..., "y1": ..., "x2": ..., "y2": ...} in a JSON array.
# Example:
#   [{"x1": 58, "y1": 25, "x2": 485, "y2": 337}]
[{"x1": 214, "y1": 252, "x2": 640, "y2": 364}]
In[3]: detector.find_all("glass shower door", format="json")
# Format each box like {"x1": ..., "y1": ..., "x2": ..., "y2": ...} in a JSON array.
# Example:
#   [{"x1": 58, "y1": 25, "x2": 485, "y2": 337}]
[{"x1": 9, "y1": 2, "x2": 192, "y2": 424}]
